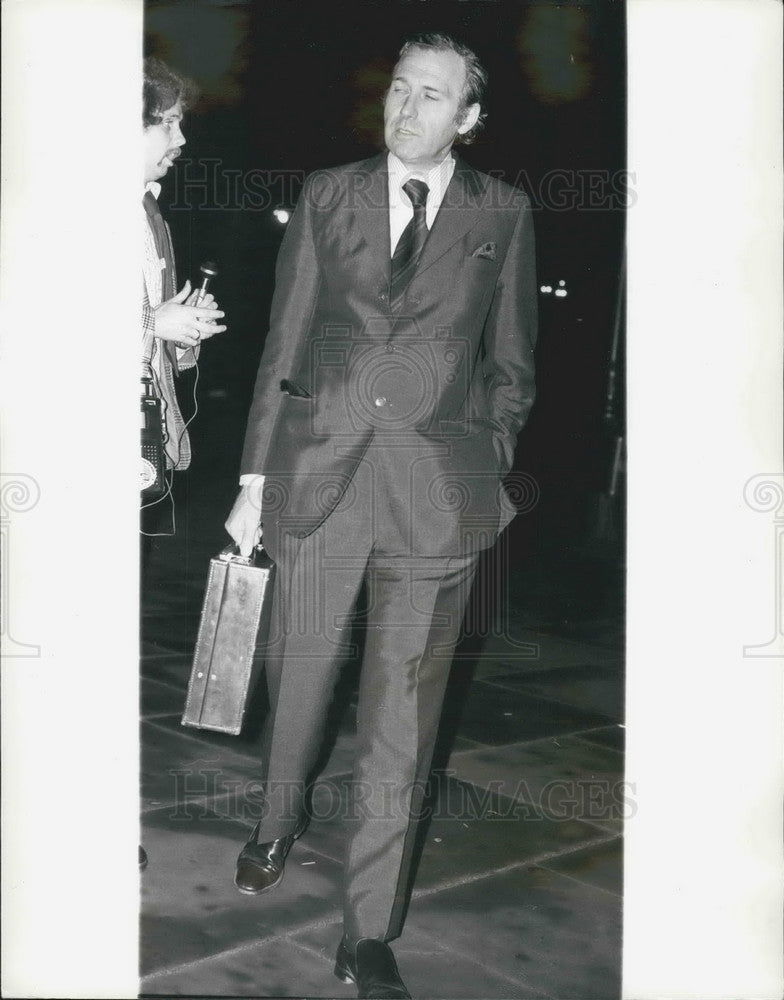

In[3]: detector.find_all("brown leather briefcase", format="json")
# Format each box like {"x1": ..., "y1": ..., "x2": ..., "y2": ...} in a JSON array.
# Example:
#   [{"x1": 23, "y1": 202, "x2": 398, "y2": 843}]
[{"x1": 181, "y1": 545, "x2": 275, "y2": 735}]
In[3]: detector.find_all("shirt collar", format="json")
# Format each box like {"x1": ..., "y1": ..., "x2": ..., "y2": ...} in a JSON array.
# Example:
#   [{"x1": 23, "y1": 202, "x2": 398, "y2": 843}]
[
  {"x1": 386, "y1": 152, "x2": 455, "y2": 205},
  {"x1": 144, "y1": 181, "x2": 161, "y2": 200}
]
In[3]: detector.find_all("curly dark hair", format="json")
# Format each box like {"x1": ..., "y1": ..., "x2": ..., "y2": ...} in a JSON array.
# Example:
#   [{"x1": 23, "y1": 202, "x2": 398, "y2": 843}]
[
  {"x1": 143, "y1": 56, "x2": 198, "y2": 128},
  {"x1": 396, "y1": 33, "x2": 488, "y2": 145}
]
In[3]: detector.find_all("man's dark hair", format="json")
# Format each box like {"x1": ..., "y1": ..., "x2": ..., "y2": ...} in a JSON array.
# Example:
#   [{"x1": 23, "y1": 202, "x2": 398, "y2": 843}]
[
  {"x1": 143, "y1": 56, "x2": 198, "y2": 128},
  {"x1": 397, "y1": 33, "x2": 488, "y2": 144}
]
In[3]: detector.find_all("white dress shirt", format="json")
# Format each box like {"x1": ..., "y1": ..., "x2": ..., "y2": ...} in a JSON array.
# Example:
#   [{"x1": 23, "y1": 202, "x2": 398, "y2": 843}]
[{"x1": 387, "y1": 151, "x2": 456, "y2": 254}]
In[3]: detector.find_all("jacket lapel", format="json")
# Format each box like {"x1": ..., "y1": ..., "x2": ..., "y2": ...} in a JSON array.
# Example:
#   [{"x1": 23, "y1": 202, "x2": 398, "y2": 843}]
[
  {"x1": 415, "y1": 156, "x2": 487, "y2": 277},
  {"x1": 351, "y1": 154, "x2": 487, "y2": 288},
  {"x1": 352, "y1": 154, "x2": 392, "y2": 284}
]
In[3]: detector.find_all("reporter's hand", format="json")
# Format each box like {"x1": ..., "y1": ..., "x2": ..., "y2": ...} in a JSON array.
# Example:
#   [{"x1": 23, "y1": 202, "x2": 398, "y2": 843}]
[
  {"x1": 154, "y1": 280, "x2": 227, "y2": 348},
  {"x1": 225, "y1": 482, "x2": 264, "y2": 557},
  {"x1": 185, "y1": 288, "x2": 218, "y2": 310}
]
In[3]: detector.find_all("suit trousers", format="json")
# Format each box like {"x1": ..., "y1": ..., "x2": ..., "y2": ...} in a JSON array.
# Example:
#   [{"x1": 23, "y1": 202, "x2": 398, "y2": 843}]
[{"x1": 256, "y1": 447, "x2": 479, "y2": 945}]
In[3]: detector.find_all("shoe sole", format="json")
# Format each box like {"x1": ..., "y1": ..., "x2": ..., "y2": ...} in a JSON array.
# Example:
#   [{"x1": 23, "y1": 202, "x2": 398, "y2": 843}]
[{"x1": 333, "y1": 962, "x2": 354, "y2": 985}]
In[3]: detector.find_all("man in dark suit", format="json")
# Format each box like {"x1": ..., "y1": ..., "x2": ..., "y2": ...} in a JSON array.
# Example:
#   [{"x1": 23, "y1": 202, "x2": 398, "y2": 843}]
[{"x1": 226, "y1": 32, "x2": 536, "y2": 998}]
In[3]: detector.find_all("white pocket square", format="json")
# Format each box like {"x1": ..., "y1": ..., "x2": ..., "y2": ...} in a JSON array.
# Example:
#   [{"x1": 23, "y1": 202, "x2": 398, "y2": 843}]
[{"x1": 471, "y1": 242, "x2": 496, "y2": 261}]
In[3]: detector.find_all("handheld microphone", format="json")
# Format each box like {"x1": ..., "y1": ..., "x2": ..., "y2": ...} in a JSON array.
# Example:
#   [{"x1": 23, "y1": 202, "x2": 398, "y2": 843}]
[{"x1": 195, "y1": 260, "x2": 219, "y2": 304}]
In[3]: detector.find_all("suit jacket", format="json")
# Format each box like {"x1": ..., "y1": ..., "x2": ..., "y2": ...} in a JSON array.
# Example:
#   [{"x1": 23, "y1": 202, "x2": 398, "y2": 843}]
[
  {"x1": 241, "y1": 153, "x2": 537, "y2": 558},
  {"x1": 142, "y1": 210, "x2": 198, "y2": 470}
]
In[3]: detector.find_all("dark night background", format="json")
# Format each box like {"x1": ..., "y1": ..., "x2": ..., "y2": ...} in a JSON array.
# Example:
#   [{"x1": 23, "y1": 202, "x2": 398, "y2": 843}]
[
  {"x1": 145, "y1": 0, "x2": 626, "y2": 609},
  {"x1": 140, "y1": 4, "x2": 629, "y2": 986}
]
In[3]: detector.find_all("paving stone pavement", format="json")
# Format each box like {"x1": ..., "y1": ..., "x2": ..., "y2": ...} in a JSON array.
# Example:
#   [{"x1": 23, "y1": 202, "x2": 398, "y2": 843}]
[{"x1": 140, "y1": 478, "x2": 624, "y2": 999}]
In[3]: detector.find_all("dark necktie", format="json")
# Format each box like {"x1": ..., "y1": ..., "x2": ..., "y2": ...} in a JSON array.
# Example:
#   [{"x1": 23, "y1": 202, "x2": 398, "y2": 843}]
[
  {"x1": 143, "y1": 190, "x2": 178, "y2": 371},
  {"x1": 390, "y1": 179, "x2": 429, "y2": 311}
]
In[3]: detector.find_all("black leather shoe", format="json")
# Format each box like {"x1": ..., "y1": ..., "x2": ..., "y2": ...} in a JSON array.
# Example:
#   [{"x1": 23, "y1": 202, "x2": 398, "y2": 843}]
[
  {"x1": 334, "y1": 938, "x2": 412, "y2": 999},
  {"x1": 139, "y1": 846, "x2": 148, "y2": 871},
  {"x1": 233, "y1": 817, "x2": 307, "y2": 895}
]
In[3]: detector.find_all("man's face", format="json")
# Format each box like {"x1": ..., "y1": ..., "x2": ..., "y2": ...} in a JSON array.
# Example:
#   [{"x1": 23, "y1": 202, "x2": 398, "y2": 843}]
[
  {"x1": 383, "y1": 47, "x2": 480, "y2": 172},
  {"x1": 143, "y1": 100, "x2": 185, "y2": 184}
]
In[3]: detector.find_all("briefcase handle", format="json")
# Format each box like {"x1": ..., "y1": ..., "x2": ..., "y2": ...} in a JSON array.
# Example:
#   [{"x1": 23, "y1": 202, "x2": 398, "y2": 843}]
[{"x1": 218, "y1": 543, "x2": 266, "y2": 566}]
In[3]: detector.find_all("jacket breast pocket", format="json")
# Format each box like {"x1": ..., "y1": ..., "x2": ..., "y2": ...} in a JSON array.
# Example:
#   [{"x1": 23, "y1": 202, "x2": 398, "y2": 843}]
[
  {"x1": 280, "y1": 379, "x2": 313, "y2": 398},
  {"x1": 462, "y1": 252, "x2": 501, "y2": 287},
  {"x1": 464, "y1": 253, "x2": 499, "y2": 269}
]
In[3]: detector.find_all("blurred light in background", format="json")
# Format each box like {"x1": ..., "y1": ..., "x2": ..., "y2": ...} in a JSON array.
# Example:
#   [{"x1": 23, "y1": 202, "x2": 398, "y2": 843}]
[
  {"x1": 517, "y1": 6, "x2": 593, "y2": 105},
  {"x1": 540, "y1": 281, "x2": 570, "y2": 299},
  {"x1": 348, "y1": 56, "x2": 392, "y2": 146},
  {"x1": 272, "y1": 209, "x2": 290, "y2": 225}
]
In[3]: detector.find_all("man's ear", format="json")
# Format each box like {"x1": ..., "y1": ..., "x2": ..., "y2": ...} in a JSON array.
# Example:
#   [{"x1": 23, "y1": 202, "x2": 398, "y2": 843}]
[{"x1": 456, "y1": 102, "x2": 481, "y2": 135}]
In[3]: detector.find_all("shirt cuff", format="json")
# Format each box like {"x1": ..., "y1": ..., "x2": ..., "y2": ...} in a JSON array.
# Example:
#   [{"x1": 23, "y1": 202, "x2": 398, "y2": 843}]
[{"x1": 240, "y1": 474, "x2": 265, "y2": 488}]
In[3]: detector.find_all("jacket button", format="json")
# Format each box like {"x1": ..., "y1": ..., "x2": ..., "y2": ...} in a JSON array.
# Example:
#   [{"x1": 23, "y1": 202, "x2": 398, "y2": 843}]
[
  {"x1": 374, "y1": 396, "x2": 387, "y2": 408},
  {"x1": 379, "y1": 291, "x2": 388, "y2": 301},
  {"x1": 385, "y1": 344, "x2": 395, "y2": 353}
]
